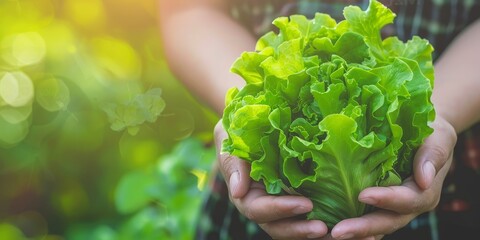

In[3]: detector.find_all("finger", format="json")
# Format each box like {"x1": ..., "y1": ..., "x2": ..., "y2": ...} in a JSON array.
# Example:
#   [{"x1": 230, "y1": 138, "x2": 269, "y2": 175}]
[
  {"x1": 214, "y1": 121, "x2": 251, "y2": 198},
  {"x1": 358, "y1": 183, "x2": 429, "y2": 214},
  {"x1": 357, "y1": 236, "x2": 384, "y2": 240},
  {"x1": 233, "y1": 183, "x2": 313, "y2": 223},
  {"x1": 260, "y1": 219, "x2": 328, "y2": 240},
  {"x1": 352, "y1": 236, "x2": 385, "y2": 240},
  {"x1": 330, "y1": 210, "x2": 412, "y2": 239},
  {"x1": 317, "y1": 233, "x2": 384, "y2": 240},
  {"x1": 347, "y1": 237, "x2": 382, "y2": 240},
  {"x1": 413, "y1": 117, "x2": 456, "y2": 190},
  {"x1": 219, "y1": 153, "x2": 251, "y2": 198},
  {"x1": 358, "y1": 161, "x2": 451, "y2": 221},
  {"x1": 213, "y1": 120, "x2": 228, "y2": 151}
]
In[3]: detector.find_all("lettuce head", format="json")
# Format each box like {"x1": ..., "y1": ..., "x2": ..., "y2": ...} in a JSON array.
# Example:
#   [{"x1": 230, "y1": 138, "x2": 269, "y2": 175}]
[{"x1": 221, "y1": 0, "x2": 435, "y2": 228}]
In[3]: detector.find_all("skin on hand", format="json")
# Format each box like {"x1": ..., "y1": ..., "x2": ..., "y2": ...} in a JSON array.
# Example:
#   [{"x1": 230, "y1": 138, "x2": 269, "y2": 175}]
[
  {"x1": 215, "y1": 115, "x2": 456, "y2": 240},
  {"x1": 214, "y1": 121, "x2": 329, "y2": 239},
  {"x1": 330, "y1": 116, "x2": 456, "y2": 239}
]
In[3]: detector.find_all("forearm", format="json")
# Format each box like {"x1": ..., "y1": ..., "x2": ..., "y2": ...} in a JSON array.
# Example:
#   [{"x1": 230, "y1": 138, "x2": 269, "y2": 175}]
[
  {"x1": 432, "y1": 19, "x2": 480, "y2": 133},
  {"x1": 159, "y1": 0, "x2": 256, "y2": 115}
]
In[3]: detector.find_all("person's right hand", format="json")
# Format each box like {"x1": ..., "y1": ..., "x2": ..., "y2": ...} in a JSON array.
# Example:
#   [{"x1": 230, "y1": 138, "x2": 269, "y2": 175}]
[{"x1": 214, "y1": 120, "x2": 329, "y2": 240}]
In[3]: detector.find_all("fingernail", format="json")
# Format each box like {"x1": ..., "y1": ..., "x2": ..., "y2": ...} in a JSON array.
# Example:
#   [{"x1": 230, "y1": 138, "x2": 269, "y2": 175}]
[
  {"x1": 359, "y1": 197, "x2": 377, "y2": 205},
  {"x1": 422, "y1": 161, "x2": 435, "y2": 188},
  {"x1": 336, "y1": 233, "x2": 354, "y2": 239},
  {"x1": 229, "y1": 171, "x2": 239, "y2": 197},
  {"x1": 292, "y1": 205, "x2": 309, "y2": 214},
  {"x1": 307, "y1": 222, "x2": 327, "y2": 239}
]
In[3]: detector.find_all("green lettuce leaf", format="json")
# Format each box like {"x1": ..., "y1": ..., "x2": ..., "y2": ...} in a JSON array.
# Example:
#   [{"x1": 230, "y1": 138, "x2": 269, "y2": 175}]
[{"x1": 221, "y1": 0, "x2": 435, "y2": 228}]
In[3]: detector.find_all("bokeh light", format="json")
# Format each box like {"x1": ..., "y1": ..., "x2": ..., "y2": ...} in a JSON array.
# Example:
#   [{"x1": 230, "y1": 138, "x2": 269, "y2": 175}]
[
  {"x1": 0, "y1": 111, "x2": 30, "y2": 148},
  {"x1": 63, "y1": 0, "x2": 106, "y2": 29},
  {"x1": 0, "y1": 223, "x2": 25, "y2": 240},
  {"x1": 90, "y1": 36, "x2": 142, "y2": 82},
  {"x1": 0, "y1": 71, "x2": 34, "y2": 107},
  {"x1": 39, "y1": 22, "x2": 77, "y2": 61},
  {"x1": 0, "y1": 104, "x2": 32, "y2": 124},
  {"x1": 1, "y1": 32, "x2": 46, "y2": 67}
]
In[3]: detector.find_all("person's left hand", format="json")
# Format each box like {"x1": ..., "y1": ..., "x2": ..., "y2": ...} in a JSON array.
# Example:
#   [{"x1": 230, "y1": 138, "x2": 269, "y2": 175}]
[{"x1": 324, "y1": 116, "x2": 457, "y2": 240}]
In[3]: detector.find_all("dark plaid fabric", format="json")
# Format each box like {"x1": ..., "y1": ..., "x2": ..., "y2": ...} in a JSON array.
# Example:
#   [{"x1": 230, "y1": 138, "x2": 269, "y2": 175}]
[
  {"x1": 196, "y1": 1, "x2": 480, "y2": 239},
  {"x1": 227, "y1": 0, "x2": 480, "y2": 60}
]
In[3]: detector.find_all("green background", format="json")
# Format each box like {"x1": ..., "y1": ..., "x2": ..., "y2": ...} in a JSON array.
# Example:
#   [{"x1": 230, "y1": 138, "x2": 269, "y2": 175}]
[{"x1": 0, "y1": 0, "x2": 219, "y2": 239}]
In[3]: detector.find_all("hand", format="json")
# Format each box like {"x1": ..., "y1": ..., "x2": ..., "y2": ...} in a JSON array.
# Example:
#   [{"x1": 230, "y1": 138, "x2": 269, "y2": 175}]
[
  {"x1": 214, "y1": 120, "x2": 329, "y2": 239},
  {"x1": 328, "y1": 116, "x2": 457, "y2": 240}
]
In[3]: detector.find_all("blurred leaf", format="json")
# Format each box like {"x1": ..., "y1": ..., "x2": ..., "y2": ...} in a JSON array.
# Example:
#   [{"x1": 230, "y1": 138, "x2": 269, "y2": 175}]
[
  {"x1": 104, "y1": 103, "x2": 143, "y2": 132},
  {"x1": 113, "y1": 137, "x2": 215, "y2": 239},
  {"x1": 115, "y1": 169, "x2": 157, "y2": 214},
  {"x1": 104, "y1": 88, "x2": 165, "y2": 134},
  {"x1": 127, "y1": 126, "x2": 140, "y2": 136},
  {"x1": 66, "y1": 224, "x2": 117, "y2": 240},
  {"x1": 118, "y1": 206, "x2": 168, "y2": 240},
  {"x1": 135, "y1": 88, "x2": 165, "y2": 123},
  {"x1": 92, "y1": 225, "x2": 117, "y2": 240},
  {"x1": 190, "y1": 169, "x2": 208, "y2": 191}
]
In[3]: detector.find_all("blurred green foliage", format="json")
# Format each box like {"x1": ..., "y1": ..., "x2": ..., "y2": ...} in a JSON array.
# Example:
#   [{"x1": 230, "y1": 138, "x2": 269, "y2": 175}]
[{"x1": 0, "y1": 0, "x2": 218, "y2": 239}]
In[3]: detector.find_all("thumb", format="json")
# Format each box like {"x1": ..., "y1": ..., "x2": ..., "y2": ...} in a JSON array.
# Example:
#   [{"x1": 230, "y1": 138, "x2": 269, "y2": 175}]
[
  {"x1": 414, "y1": 117, "x2": 456, "y2": 190},
  {"x1": 214, "y1": 121, "x2": 251, "y2": 199}
]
